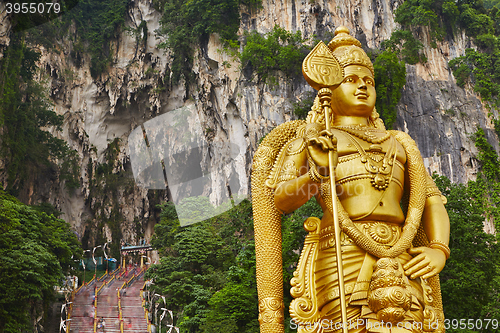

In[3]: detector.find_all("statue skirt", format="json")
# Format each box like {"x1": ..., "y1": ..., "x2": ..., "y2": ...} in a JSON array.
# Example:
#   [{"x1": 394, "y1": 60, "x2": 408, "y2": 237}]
[{"x1": 307, "y1": 242, "x2": 426, "y2": 333}]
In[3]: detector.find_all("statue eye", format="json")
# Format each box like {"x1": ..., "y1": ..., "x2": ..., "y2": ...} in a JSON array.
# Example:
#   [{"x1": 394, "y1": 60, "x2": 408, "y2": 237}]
[
  {"x1": 344, "y1": 77, "x2": 354, "y2": 83},
  {"x1": 365, "y1": 78, "x2": 374, "y2": 85}
]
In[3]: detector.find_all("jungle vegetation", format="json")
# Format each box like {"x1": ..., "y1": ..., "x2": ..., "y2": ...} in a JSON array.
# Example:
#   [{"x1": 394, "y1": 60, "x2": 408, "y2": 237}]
[{"x1": 0, "y1": 191, "x2": 81, "y2": 332}]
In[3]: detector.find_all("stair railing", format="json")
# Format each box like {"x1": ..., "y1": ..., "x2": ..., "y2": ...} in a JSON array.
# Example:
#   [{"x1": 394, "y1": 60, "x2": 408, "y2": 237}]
[
  {"x1": 118, "y1": 281, "x2": 126, "y2": 333},
  {"x1": 140, "y1": 280, "x2": 152, "y2": 333},
  {"x1": 66, "y1": 289, "x2": 76, "y2": 333},
  {"x1": 117, "y1": 266, "x2": 147, "y2": 332},
  {"x1": 93, "y1": 289, "x2": 98, "y2": 333},
  {"x1": 97, "y1": 271, "x2": 108, "y2": 282}
]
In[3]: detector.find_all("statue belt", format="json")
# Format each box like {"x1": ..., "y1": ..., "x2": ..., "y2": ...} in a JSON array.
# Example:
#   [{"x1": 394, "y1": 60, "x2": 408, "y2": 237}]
[
  {"x1": 316, "y1": 222, "x2": 425, "y2": 309},
  {"x1": 319, "y1": 221, "x2": 402, "y2": 250}
]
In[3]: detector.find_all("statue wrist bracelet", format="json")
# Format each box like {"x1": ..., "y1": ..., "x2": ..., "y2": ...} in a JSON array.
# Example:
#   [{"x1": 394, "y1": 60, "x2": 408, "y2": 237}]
[
  {"x1": 307, "y1": 156, "x2": 329, "y2": 183},
  {"x1": 429, "y1": 240, "x2": 450, "y2": 260}
]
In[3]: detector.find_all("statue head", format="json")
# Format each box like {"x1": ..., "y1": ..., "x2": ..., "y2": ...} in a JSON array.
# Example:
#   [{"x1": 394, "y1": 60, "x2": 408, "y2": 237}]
[{"x1": 306, "y1": 27, "x2": 384, "y2": 128}]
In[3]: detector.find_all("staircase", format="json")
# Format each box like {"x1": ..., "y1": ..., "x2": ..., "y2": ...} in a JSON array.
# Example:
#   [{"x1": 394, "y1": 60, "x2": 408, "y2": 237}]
[
  {"x1": 95, "y1": 275, "x2": 120, "y2": 332},
  {"x1": 67, "y1": 269, "x2": 149, "y2": 333},
  {"x1": 68, "y1": 285, "x2": 95, "y2": 333},
  {"x1": 121, "y1": 277, "x2": 149, "y2": 332}
]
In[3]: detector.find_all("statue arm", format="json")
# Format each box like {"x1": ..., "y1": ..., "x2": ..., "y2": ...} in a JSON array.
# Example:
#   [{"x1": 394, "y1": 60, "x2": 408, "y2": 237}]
[
  {"x1": 404, "y1": 171, "x2": 450, "y2": 280},
  {"x1": 421, "y1": 195, "x2": 450, "y2": 247},
  {"x1": 274, "y1": 127, "x2": 337, "y2": 214},
  {"x1": 421, "y1": 171, "x2": 450, "y2": 246},
  {"x1": 274, "y1": 140, "x2": 320, "y2": 214}
]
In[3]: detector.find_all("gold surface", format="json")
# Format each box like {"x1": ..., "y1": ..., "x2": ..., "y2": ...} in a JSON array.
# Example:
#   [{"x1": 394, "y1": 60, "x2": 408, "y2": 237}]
[{"x1": 251, "y1": 26, "x2": 450, "y2": 333}]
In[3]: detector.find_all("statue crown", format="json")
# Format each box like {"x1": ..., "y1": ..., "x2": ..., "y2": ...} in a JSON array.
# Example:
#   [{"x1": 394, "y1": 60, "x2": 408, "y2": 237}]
[{"x1": 328, "y1": 26, "x2": 374, "y2": 76}]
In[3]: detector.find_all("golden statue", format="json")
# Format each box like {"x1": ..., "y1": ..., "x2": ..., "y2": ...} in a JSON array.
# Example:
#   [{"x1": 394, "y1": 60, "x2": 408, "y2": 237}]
[{"x1": 251, "y1": 27, "x2": 450, "y2": 333}]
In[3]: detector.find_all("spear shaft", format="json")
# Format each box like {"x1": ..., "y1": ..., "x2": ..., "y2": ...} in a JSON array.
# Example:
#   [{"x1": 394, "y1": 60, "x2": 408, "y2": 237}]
[{"x1": 318, "y1": 88, "x2": 348, "y2": 333}]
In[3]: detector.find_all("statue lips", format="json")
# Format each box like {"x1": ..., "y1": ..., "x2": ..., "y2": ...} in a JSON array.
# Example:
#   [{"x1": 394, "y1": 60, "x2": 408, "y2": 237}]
[{"x1": 355, "y1": 91, "x2": 368, "y2": 100}]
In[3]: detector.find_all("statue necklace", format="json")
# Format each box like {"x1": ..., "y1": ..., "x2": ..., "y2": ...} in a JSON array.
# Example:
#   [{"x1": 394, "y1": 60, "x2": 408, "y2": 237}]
[
  {"x1": 335, "y1": 124, "x2": 391, "y2": 144},
  {"x1": 335, "y1": 126, "x2": 396, "y2": 191}
]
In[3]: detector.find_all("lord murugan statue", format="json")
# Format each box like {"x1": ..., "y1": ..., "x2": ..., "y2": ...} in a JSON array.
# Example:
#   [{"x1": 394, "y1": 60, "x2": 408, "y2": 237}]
[{"x1": 252, "y1": 27, "x2": 450, "y2": 333}]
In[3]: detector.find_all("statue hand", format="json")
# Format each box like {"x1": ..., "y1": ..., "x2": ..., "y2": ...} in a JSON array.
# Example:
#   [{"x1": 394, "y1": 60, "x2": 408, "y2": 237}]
[
  {"x1": 403, "y1": 247, "x2": 446, "y2": 280},
  {"x1": 306, "y1": 130, "x2": 337, "y2": 175}
]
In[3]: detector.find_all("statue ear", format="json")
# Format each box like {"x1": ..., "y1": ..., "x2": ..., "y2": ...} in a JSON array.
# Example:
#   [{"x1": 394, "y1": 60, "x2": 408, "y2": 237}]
[{"x1": 370, "y1": 108, "x2": 386, "y2": 130}]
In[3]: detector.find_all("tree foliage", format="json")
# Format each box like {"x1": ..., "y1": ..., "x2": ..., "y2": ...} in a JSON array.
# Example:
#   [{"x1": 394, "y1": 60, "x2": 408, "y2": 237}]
[
  {"x1": 449, "y1": 46, "x2": 500, "y2": 108},
  {"x1": 146, "y1": 197, "x2": 323, "y2": 333},
  {"x1": 7, "y1": 0, "x2": 80, "y2": 33},
  {"x1": 391, "y1": 0, "x2": 500, "y2": 119},
  {"x1": 394, "y1": 0, "x2": 500, "y2": 111},
  {"x1": 394, "y1": 0, "x2": 456, "y2": 43},
  {"x1": 292, "y1": 92, "x2": 316, "y2": 119},
  {"x1": 435, "y1": 175, "x2": 500, "y2": 327},
  {"x1": 68, "y1": 0, "x2": 129, "y2": 78},
  {"x1": 18, "y1": 0, "x2": 129, "y2": 78},
  {"x1": 381, "y1": 30, "x2": 426, "y2": 65},
  {"x1": 240, "y1": 25, "x2": 308, "y2": 85},
  {"x1": 0, "y1": 191, "x2": 81, "y2": 332},
  {"x1": 437, "y1": 127, "x2": 500, "y2": 330},
  {"x1": 447, "y1": 1, "x2": 500, "y2": 108},
  {"x1": 373, "y1": 50, "x2": 407, "y2": 129}
]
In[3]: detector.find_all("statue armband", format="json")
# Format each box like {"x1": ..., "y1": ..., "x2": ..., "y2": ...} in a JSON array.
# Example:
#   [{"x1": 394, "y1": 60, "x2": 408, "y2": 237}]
[
  {"x1": 307, "y1": 155, "x2": 329, "y2": 183},
  {"x1": 271, "y1": 138, "x2": 307, "y2": 185},
  {"x1": 425, "y1": 172, "x2": 447, "y2": 204},
  {"x1": 277, "y1": 160, "x2": 300, "y2": 183}
]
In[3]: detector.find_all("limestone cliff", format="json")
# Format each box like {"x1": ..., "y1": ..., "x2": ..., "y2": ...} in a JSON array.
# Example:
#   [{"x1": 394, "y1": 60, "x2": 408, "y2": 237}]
[{"x1": 1, "y1": 0, "x2": 498, "y2": 245}]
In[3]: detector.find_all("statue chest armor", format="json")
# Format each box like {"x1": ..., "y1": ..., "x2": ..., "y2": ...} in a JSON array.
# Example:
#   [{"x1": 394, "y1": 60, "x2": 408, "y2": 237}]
[{"x1": 325, "y1": 130, "x2": 407, "y2": 224}]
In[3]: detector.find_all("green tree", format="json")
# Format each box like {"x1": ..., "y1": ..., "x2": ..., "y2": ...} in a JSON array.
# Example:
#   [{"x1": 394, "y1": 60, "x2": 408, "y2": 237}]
[
  {"x1": 381, "y1": 30, "x2": 426, "y2": 65},
  {"x1": 68, "y1": 0, "x2": 129, "y2": 77},
  {"x1": 436, "y1": 127, "x2": 500, "y2": 330},
  {"x1": 156, "y1": 0, "x2": 243, "y2": 84},
  {"x1": 459, "y1": 4, "x2": 494, "y2": 37},
  {"x1": 435, "y1": 175, "x2": 500, "y2": 330},
  {"x1": 292, "y1": 92, "x2": 316, "y2": 119},
  {"x1": 201, "y1": 244, "x2": 259, "y2": 333},
  {"x1": 240, "y1": 25, "x2": 308, "y2": 85},
  {"x1": 0, "y1": 191, "x2": 81, "y2": 332},
  {"x1": 373, "y1": 50, "x2": 407, "y2": 129},
  {"x1": 449, "y1": 47, "x2": 500, "y2": 107},
  {"x1": 394, "y1": 0, "x2": 444, "y2": 43}
]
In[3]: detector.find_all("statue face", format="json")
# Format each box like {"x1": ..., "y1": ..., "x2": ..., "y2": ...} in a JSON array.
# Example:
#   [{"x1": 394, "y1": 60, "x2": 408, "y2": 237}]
[{"x1": 331, "y1": 65, "x2": 376, "y2": 118}]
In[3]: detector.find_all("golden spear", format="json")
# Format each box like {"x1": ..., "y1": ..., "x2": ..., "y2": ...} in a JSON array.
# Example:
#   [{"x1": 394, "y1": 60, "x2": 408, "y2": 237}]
[{"x1": 302, "y1": 41, "x2": 348, "y2": 333}]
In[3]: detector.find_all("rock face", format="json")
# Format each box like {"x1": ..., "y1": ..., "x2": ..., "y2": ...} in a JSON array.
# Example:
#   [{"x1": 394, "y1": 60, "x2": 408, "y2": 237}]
[
  {"x1": 396, "y1": 30, "x2": 500, "y2": 183},
  {"x1": 1, "y1": 0, "x2": 498, "y2": 244}
]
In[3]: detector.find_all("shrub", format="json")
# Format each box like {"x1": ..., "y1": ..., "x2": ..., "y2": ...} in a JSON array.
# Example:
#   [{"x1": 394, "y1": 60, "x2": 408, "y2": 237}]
[
  {"x1": 240, "y1": 25, "x2": 308, "y2": 85},
  {"x1": 373, "y1": 50, "x2": 407, "y2": 129},
  {"x1": 382, "y1": 30, "x2": 427, "y2": 65}
]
